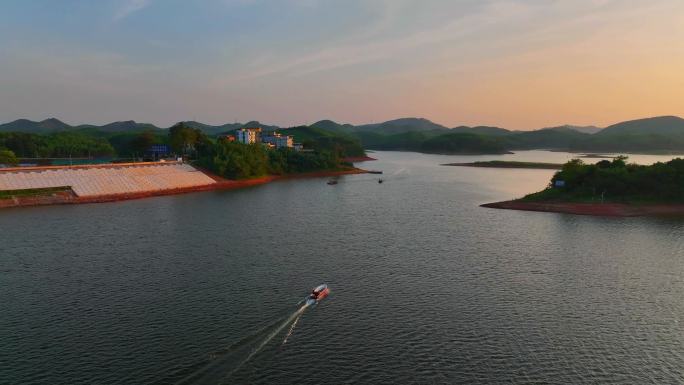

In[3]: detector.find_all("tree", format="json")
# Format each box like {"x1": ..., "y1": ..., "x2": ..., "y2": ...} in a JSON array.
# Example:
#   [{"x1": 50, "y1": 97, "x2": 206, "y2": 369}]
[
  {"x1": 132, "y1": 131, "x2": 156, "y2": 157},
  {"x1": 0, "y1": 148, "x2": 19, "y2": 166},
  {"x1": 169, "y1": 122, "x2": 203, "y2": 157}
]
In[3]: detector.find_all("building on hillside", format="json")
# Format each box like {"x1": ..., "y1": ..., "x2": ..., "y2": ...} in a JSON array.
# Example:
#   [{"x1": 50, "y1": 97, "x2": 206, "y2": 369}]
[
  {"x1": 293, "y1": 143, "x2": 304, "y2": 151},
  {"x1": 262, "y1": 132, "x2": 294, "y2": 149},
  {"x1": 235, "y1": 128, "x2": 262, "y2": 144},
  {"x1": 220, "y1": 134, "x2": 236, "y2": 142}
]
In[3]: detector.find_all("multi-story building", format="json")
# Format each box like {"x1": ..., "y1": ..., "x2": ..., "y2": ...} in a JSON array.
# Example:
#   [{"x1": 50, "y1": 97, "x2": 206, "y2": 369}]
[
  {"x1": 235, "y1": 128, "x2": 262, "y2": 144},
  {"x1": 262, "y1": 132, "x2": 294, "y2": 149}
]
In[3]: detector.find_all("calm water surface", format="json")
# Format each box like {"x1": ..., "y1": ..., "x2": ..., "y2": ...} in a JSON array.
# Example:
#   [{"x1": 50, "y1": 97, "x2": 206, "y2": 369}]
[{"x1": 2, "y1": 151, "x2": 683, "y2": 384}]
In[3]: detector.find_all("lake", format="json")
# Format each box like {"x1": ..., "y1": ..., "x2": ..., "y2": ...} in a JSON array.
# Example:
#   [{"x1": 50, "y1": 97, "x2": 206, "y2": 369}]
[{"x1": 2, "y1": 150, "x2": 683, "y2": 384}]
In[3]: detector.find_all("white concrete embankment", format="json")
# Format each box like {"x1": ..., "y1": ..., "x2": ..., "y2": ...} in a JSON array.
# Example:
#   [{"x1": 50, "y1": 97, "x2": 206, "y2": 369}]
[{"x1": 0, "y1": 162, "x2": 216, "y2": 197}]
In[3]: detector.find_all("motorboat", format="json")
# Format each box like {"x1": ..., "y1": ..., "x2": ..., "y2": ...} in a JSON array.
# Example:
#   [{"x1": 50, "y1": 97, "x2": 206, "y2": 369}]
[
  {"x1": 327, "y1": 180, "x2": 338, "y2": 185},
  {"x1": 378, "y1": 179, "x2": 383, "y2": 183},
  {"x1": 305, "y1": 284, "x2": 329, "y2": 305}
]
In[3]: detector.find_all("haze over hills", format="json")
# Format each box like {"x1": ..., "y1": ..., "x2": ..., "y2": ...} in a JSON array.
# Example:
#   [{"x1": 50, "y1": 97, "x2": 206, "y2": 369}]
[
  {"x1": 3, "y1": 115, "x2": 684, "y2": 154},
  {"x1": 310, "y1": 120, "x2": 357, "y2": 133},
  {"x1": 543, "y1": 125, "x2": 603, "y2": 134},
  {"x1": 3, "y1": 115, "x2": 681, "y2": 136},
  {"x1": 451, "y1": 126, "x2": 511, "y2": 136},
  {"x1": 354, "y1": 117, "x2": 449, "y2": 134},
  {"x1": 0, "y1": 118, "x2": 72, "y2": 134},
  {"x1": 78, "y1": 120, "x2": 159, "y2": 133},
  {"x1": 597, "y1": 116, "x2": 684, "y2": 136}
]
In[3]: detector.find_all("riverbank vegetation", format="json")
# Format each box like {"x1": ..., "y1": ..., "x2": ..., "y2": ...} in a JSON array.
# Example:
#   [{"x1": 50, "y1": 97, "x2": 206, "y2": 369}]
[
  {"x1": 281, "y1": 125, "x2": 365, "y2": 158},
  {"x1": 522, "y1": 157, "x2": 684, "y2": 203},
  {"x1": 0, "y1": 121, "x2": 365, "y2": 164},
  {"x1": 0, "y1": 149, "x2": 19, "y2": 165},
  {"x1": 196, "y1": 140, "x2": 345, "y2": 179},
  {"x1": 0, "y1": 186, "x2": 71, "y2": 199},
  {"x1": 355, "y1": 131, "x2": 511, "y2": 154},
  {"x1": 0, "y1": 132, "x2": 116, "y2": 158}
]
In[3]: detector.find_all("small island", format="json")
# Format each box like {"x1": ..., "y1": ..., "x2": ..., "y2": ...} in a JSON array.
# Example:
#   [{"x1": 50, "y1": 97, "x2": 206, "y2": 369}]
[
  {"x1": 442, "y1": 161, "x2": 563, "y2": 169},
  {"x1": 483, "y1": 156, "x2": 684, "y2": 216}
]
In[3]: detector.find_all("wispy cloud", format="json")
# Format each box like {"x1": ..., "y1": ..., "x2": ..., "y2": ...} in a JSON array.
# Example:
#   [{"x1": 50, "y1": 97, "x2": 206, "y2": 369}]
[
  {"x1": 113, "y1": 0, "x2": 152, "y2": 21},
  {"x1": 217, "y1": 0, "x2": 657, "y2": 85},
  {"x1": 217, "y1": 1, "x2": 535, "y2": 84}
]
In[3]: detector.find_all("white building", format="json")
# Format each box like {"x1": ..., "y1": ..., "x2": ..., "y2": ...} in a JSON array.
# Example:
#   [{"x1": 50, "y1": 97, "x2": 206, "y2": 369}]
[
  {"x1": 262, "y1": 132, "x2": 294, "y2": 149},
  {"x1": 235, "y1": 128, "x2": 262, "y2": 144}
]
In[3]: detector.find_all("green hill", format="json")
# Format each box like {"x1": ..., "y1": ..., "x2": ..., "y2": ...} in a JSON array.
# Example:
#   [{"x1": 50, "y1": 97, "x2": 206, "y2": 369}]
[
  {"x1": 184, "y1": 121, "x2": 243, "y2": 136},
  {"x1": 4, "y1": 115, "x2": 684, "y2": 156},
  {"x1": 421, "y1": 133, "x2": 510, "y2": 154},
  {"x1": 280, "y1": 126, "x2": 365, "y2": 157},
  {"x1": 597, "y1": 116, "x2": 684, "y2": 136},
  {"x1": 355, "y1": 131, "x2": 432, "y2": 151},
  {"x1": 185, "y1": 120, "x2": 282, "y2": 136},
  {"x1": 76, "y1": 120, "x2": 161, "y2": 133},
  {"x1": 310, "y1": 119, "x2": 356, "y2": 133},
  {"x1": 0, "y1": 118, "x2": 71, "y2": 134},
  {"x1": 578, "y1": 116, "x2": 684, "y2": 152},
  {"x1": 505, "y1": 128, "x2": 591, "y2": 150},
  {"x1": 524, "y1": 157, "x2": 684, "y2": 203},
  {"x1": 355, "y1": 117, "x2": 448, "y2": 134},
  {"x1": 544, "y1": 125, "x2": 602, "y2": 134},
  {"x1": 450, "y1": 125, "x2": 511, "y2": 136}
]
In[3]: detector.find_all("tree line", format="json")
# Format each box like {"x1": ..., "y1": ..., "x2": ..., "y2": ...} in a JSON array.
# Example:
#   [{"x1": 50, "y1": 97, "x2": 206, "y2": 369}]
[
  {"x1": 1, "y1": 123, "x2": 355, "y2": 177},
  {"x1": 195, "y1": 140, "x2": 343, "y2": 179},
  {"x1": 525, "y1": 157, "x2": 684, "y2": 203}
]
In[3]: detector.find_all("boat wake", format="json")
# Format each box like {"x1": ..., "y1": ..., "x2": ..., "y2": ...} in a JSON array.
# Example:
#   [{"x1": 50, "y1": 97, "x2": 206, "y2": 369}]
[
  {"x1": 238, "y1": 303, "x2": 309, "y2": 369},
  {"x1": 282, "y1": 310, "x2": 304, "y2": 345},
  {"x1": 167, "y1": 303, "x2": 312, "y2": 385}
]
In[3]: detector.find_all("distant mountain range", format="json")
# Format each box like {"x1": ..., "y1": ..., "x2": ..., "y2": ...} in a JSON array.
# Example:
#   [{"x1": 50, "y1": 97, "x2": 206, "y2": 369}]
[
  {"x1": 542, "y1": 125, "x2": 603, "y2": 135},
  {"x1": 353, "y1": 118, "x2": 448, "y2": 134},
  {"x1": 3, "y1": 115, "x2": 682, "y2": 137},
  {"x1": 3, "y1": 115, "x2": 684, "y2": 153},
  {"x1": 0, "y1": 118, "x2": 282, "y2": 135},
  {"x1": 0, "y1": 118, "x2": 159, "y2": 134},
  {"x1": 0, "y1": 118, "x2": 73, "y2": 134},
  {"x1": 597, "y1": 116, "x2": 684, "y2": 136}
]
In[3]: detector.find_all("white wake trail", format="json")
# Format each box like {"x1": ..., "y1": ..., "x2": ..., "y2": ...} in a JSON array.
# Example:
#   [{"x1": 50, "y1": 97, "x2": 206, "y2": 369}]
[
  {"x1": 224, "y1": 303, "x2": 309, "y2": 379},
  {"x1": 282, "y1": 312, "x2": 303, "y2": 345}
]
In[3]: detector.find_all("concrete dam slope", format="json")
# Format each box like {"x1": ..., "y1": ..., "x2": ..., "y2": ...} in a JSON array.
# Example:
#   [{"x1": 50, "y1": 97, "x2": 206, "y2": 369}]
[{"x1": 0, "y1": 162, "x2": 217, "y2": 197}]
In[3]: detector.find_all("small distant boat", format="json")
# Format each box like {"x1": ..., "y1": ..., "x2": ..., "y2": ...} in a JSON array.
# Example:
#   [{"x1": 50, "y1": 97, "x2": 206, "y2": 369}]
[
  {"x1": 305, "y1": 284, "x2": 330, "y2": 306},
  {"x1": 327, "y1": 180, "x2": 338, "y2": 185},
  {"x1": 378, "y1": 179, "x2": 383, "y2": 184}
]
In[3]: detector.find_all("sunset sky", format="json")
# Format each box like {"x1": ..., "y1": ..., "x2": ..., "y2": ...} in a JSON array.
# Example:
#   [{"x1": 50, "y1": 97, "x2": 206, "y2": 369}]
[{"x1": 1, "y1": 0, "x2": 683, "y2": 129}]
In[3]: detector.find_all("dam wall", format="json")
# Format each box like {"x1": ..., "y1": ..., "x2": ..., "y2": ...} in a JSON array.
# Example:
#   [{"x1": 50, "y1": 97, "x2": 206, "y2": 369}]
[{"x1": 0, "y1": 162, "x2": 217, "y2": 198}]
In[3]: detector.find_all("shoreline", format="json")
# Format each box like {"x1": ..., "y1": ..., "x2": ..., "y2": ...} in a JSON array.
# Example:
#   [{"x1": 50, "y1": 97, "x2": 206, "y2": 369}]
[
  {"x1": 442, "y1": 161, "x2": 562, "y2": 169},
  {"x1": 481, "y1": 200, "x2": 684, "y2": 217},
  {"x1": 0, "y1": 168, "x2": 367, "y2": 209},
  {"x1": 342, "y1": 155, "x2": 377, "y2": 162}
]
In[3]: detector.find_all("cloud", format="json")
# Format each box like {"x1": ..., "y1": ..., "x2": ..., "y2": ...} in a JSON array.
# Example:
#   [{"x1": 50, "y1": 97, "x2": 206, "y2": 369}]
[
  {"x1": 216, "y1": 0, "x2": 660, "y2": 85},
  {"x1": 113, "y1": 0, "x2": 152, "y2": 21},
  {"x1": 217, "y1": 1, "x2": 534, "y2": 84}
]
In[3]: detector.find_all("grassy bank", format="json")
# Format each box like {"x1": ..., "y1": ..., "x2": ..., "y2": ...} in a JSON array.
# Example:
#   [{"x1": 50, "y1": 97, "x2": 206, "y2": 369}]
[{"x1": 0, "y1": 186, "x2": 71, "y2": 199}]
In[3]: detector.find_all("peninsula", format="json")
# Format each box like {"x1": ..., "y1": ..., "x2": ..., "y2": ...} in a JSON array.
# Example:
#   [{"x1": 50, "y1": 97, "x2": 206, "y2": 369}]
[
  {"x1": 442, "y1": 161, "x2": 563, "y2": 169},
  {"x1": 482, "y1": 157, "x2": 684, "y2": 217}
]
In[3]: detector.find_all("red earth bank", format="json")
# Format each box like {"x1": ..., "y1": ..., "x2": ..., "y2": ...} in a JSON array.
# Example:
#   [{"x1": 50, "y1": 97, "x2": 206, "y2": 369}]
[{"x1": 482, "y1": 200, "x2": 684, "y2": 217}]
